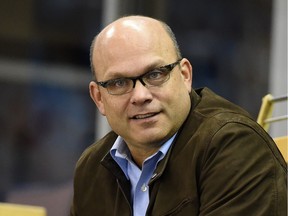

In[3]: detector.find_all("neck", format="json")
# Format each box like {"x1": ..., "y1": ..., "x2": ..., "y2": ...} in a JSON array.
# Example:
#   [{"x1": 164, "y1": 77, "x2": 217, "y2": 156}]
[{"x1": 128, "y1": 146, "x2": 159, "y2": 168}]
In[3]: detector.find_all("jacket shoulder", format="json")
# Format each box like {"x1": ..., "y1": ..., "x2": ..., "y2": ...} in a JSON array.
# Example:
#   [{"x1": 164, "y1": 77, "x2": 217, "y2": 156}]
[
  {"x1": 193, "y1": 87, "x2": 252, "y2": 120},
  {"x1": 75, "y1": 131, "x2": 117, "y2": 170}
]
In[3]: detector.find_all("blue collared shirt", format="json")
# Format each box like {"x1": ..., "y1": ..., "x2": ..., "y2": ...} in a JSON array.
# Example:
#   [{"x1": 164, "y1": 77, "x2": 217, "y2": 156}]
[{"x1": 110, "y1": 134, "x2": 176, "y2": 216}]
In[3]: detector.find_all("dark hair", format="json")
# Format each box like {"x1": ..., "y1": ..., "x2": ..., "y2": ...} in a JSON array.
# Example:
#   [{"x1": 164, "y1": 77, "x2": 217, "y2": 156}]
[
  {"x1": 159, "y1": 20, "x2": 182, "y2": 59},
  {"x1": 89, "y1": 37, "x2": 97, "y2": 79},
  {"x1": 89, "y1": 16, "x2": 182, "y2": 79}
]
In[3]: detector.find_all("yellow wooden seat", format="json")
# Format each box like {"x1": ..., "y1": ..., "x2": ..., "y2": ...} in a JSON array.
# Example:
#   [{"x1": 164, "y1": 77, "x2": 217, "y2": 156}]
[
  {"x1": 273, "y1": 136, "x2": 288, "y2": 162},
  {"x1": 257, "y1": 94, "x2": 288, "y2": 162},
  {"x1": 0, "y1": 202, "x2": 46, "y2": 216}
]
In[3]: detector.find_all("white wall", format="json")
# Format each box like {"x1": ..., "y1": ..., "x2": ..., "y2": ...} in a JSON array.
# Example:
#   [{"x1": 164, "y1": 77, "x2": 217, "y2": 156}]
[{"x1": 269, "y1": 0, "x2": 287, "y2": 137}]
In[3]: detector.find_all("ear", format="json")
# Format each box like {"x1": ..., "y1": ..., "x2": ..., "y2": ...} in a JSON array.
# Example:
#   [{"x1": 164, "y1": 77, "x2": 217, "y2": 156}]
[
  {"x1": 89, "y1": 81, "x2": 106, "y2": 116},
  {"x1": 180, "y1": 58, "x2": 193, "y2": 92}
]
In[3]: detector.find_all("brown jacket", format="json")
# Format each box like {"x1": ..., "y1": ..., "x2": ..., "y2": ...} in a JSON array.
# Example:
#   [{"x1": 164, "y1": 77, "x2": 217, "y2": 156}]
[{"x1": 71, "y1": 87, "x2": 287, "y2": 216}]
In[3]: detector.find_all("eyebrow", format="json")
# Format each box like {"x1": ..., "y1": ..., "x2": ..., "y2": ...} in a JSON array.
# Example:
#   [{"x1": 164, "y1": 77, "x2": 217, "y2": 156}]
[{"x1": 102, "y1": 60, "x2": 165, "y2": 81}]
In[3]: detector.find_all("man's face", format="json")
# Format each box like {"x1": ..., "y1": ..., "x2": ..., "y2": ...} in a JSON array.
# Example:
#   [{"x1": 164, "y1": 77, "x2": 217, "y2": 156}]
[{"x1": 89, "y1": 18, "x2": 192, "y2": 150}]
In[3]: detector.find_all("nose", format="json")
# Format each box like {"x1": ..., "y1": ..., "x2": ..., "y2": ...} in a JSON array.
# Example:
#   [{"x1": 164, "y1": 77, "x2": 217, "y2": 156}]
[{"x1": 130, "y1": 79, "x2": 153, "y2": 104}]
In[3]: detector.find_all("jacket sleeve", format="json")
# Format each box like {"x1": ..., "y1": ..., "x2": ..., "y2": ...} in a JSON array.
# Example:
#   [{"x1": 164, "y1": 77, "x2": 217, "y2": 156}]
[{"x1": 198, "y1": 122, "x2": 287, "y2": 216}]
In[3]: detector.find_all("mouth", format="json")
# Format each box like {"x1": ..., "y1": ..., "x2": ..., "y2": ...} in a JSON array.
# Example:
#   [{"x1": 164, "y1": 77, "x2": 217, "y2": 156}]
[{"x1": 132, "y1": 112, "x2": 159, "y2": 120}]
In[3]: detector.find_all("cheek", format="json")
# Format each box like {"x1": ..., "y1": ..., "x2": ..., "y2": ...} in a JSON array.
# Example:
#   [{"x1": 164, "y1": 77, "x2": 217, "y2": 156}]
[
  {"x1": 162, "y1": 79, "x2": 191, "y2": 110},
  {"x1": 102, "y1": 98, "x2": 127, "y2": 118}
]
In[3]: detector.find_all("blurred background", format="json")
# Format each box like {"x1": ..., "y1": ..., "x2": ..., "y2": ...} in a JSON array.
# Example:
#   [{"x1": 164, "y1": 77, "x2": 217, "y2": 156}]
[{"x1": 0, "y1": 0, "x2": 286, "y2": 215}]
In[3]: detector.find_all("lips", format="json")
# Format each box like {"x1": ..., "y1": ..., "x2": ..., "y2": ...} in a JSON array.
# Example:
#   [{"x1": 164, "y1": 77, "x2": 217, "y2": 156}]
[{"x1": 132, "y1": 112, "x2": 158, "y2": 119}]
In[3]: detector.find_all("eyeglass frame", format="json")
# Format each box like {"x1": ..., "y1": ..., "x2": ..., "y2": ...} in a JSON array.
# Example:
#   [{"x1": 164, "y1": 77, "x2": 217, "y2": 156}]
[{"x1": 95, "y1": 58, "x2": 183, "y2": 95}]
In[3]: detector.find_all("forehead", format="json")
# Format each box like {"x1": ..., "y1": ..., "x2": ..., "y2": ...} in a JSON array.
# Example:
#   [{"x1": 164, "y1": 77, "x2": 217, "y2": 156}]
[{"x1": 93, "y1": 18, "x2": 176, "y2": 80}]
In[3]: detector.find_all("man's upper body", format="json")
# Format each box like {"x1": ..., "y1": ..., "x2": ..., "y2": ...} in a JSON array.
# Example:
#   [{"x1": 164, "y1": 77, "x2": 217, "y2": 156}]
[
  {"x1": 71, "y1": 15, "x2": 287, "y2": 215},
  {"x1": 71, "y1": 87, "x2": 287, "y2": 215}
]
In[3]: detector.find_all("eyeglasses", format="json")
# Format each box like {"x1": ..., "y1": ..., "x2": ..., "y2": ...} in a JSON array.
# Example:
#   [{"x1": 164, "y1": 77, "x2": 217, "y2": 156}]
[{"x1": 95, "y1": 59, "x2": 182, "y2": 95}]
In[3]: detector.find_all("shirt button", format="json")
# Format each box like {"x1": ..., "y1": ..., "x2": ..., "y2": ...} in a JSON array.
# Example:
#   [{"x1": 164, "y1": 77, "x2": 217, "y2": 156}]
[
  {"x1": 141, "y1": 184, "x2": 148, "y2": 192},
  {"x1": 151, "y1": 173, "x2": 157, "y2": 179}
]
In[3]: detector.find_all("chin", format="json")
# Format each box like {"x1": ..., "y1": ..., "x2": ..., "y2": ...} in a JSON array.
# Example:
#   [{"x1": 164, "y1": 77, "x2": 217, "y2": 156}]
[{"x1": 135, "y1": 131, "x2": 169, "y2": 146}]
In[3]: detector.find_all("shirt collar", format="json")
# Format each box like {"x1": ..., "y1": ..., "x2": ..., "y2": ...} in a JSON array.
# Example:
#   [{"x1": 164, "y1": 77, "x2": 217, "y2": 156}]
[{"x1": 110, "y1": 134, "x2": 177, "y2": 163}]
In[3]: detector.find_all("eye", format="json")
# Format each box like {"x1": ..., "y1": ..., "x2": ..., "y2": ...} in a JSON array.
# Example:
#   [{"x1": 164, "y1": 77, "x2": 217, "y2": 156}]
[
  {"x1": 108, "y1": 78, "x2": 129, "y2": 88},
  {"x1": 145, "y1": 70, "x2": 166, "y2": 80}
]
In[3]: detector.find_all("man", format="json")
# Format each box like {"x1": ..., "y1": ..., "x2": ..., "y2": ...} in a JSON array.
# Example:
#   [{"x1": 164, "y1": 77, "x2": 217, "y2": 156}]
[{"x1": 71, "y1": 15, "x2": 287, "y2": 216}]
